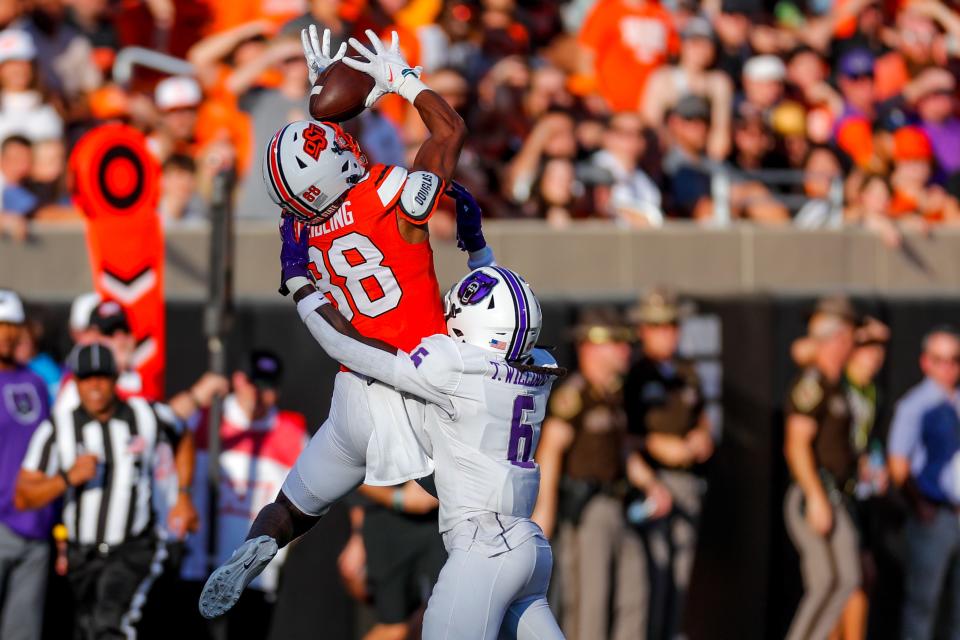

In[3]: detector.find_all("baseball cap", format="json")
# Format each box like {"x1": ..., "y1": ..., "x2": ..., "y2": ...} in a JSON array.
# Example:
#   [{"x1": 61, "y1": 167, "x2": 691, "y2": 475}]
[
  {"x1": 246, "y1": 350, "x2": 283, "y2": 388},
  {"x1": 70, "y1": 343, "x2": 119, "y2": 379},
  {"x1": 571, "y1": 307, "x2": 633, "y2": 344},
  {"x1": 90, "y1": 85, "x2": 130, "y2": 120},
  {"x1": 629, "y1": 288, "x2": 686, "y2": 325},
  {"x1": 838, "y1": 48, "x2": 875, "y2": 78},
  {"x1": 0, "y1": 30, "x2": 35, "y2": 64},
  {"x1": 89, "y1": 300, "x2": 131, "y2": 336},
  {"x1": 673, "y1": 94, "x2": 711, "y2": 121},
  {"x1": 744, "y1": 55, "x2": 786, "y2": 82},
  {"x1": 682, "y1": 16, "x2": 714, "y2": 40},
  {"x1": 892, "y1": 126, "x2": 933, "y2": 162},
  {"x1": 155, "y1": 76, "x2": 202, "y2": 111},
  {"x1": 810, "y1": 294, "x2": 858, "y2": 324},
  {"x1": 69, "y1": 292, "x2": 101, "y2": 333},
  {"x1": 0, "y1": 289, "x2": 25, "y2": 324}
]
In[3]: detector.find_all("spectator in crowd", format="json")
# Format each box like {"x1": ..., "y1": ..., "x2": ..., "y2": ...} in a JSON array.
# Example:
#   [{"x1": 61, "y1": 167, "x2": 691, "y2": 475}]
[
  {"x1": 838, "y1": 317, "x2": 891, "y2": 640},
  {"x1": 233, "y1": 36, "x2": 309, "y2": 218},
  {"x1": 67, "y1": 291, "x2": 100, "y2": 346},
  {"x1": 282, "y1": 0, "x2": 354, "y2": 42},
  {"x1": 533, "y1": 307, "x2": 669, "y2": 640},
  {"x1": 834, "y1": 48, "x2": 876, "y2": 134},
  {"x1": 64, "y1": 0, "x2": 121, "y2": 71},
  {"x1": 14, "y1": 0, "x2": 101, "y2": 101},
  {"x1": 1, "y1": 135, "x2": 38, "y2": 212},
  {"x1": 662, "y1": 94, "x2": 715, "y2": 219},
  {"x1": 56, "y1": 300, "x2": 145, "y2": 409},
  {"x1": 587, "y1": 112, "x2": 663, "y2": 227},
  {"x1": 13, "y1": 343, "x2": 220, "y2": 640},
  {"x1": 0, "y1": 135, "x2": 36, "y2": 241},
  {"x1": 575, "y1": 0, "x2": 678, "y2": 113},
  {"x1": 913, "y1": 72, "x2": 960, "y2": 181},
  {"x1": 794, "y1": 145, "x2": 843, "y2": 228},
  {"x1": 889, "y1": 126, "x2": 959, "y2": 223},
  {"x1": 624, "y1": 288, "x2": 713, "y2": 639},
  {"x1": 348, "y1": 479, "x2": 445, "y2": 640},
  {"x1": 158, "y1": 154, "x2": 205, "y2": 226},
  {"x1": 0, "y1": 290, "x2": 52, "y2": 640},
  {"x1": 643, "y1": 15, "x2": 733, "y2": 161},
  {"x1": 149, "y1": 76, "x2": 203, "y2": 164},
  {"x1": 182, "y1": 350, "x2": 301, "y2": 639},
  {"x1": 28, "y1": 134, "x2": 70, "y2": 214},
  {"x1": 15, "y1": 315, "x2": 61, "y2": 403},
  {"x1": 846, "y1": 173, "x2": 906, "y2": 247},
  {"x1": 504, "y1": 110, "x2": 576, "y2": 210},
  {"x1": 783, "y1": 296, "x2": 859, "y2": 640},
  {"x1": 888, "y1": 326, "x2": 960, "y2": 640},
  {"x1": 0, "y1": 29, "x2": 63, "y2": 145},
  {"x1": 875, "y1": 2, "x2": 957, "y2": 102},
  {"x1": 740, "y1": 55, "x2": 786, "y2": 119}
]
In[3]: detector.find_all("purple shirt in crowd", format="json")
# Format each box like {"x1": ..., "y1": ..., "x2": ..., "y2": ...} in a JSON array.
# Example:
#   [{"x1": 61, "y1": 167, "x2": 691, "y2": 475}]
[
  {"x1": 921, "y1": 119, "x2": 960, "y2": 178},
  {"x1": 0, "y1": 367, "x2": 55, "y2": 540}
]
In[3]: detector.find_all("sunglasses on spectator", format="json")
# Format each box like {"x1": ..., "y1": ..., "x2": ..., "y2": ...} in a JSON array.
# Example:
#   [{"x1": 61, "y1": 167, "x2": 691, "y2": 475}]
[
  {"x1": 928, "y1": 353, "x2": 960, "y2": 366},
  {"x1": 845, "y1": 73, "x2": 874, "y2": 81}
]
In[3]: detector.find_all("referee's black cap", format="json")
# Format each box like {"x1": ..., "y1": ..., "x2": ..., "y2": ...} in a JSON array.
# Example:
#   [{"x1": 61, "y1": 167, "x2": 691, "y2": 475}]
[
  {"x1": 246, "y1": 350, "x2": 283, "y2": 388},
  {"x1": 70, "y1": 343, "x2": 119, "y2": 379}
]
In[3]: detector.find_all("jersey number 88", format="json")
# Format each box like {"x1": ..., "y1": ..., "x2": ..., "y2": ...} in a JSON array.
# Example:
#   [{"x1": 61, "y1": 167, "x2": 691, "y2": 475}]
[{"x1": 308, "y1": 232, "x2": 402, "y2": 320}]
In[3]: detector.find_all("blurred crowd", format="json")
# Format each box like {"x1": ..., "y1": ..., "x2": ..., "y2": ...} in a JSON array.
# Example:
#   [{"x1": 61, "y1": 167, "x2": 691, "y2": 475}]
[{"x1": 0, "y1": 0, "x2": 957, "y2": 241}]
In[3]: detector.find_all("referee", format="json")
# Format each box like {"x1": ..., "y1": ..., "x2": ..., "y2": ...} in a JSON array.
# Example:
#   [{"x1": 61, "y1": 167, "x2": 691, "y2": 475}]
[{"x1": 13, "y1": 344, "x2": 220, "y2": 639}]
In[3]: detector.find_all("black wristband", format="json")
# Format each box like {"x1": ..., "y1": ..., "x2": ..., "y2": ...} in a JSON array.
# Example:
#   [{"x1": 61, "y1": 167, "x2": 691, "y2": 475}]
[{"x1": 59, "y1": 470, "x2": 72, "y2": 488}]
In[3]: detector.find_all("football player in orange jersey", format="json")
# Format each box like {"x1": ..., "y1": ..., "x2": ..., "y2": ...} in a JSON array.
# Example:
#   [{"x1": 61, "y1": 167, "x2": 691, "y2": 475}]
[{"x1": 200, "y1": 29, "x2": 497, "y2": 621}]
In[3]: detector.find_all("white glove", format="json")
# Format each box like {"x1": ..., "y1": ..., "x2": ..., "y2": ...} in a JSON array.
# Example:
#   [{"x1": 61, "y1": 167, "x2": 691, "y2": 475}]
[
  {"x1": 301, "y1": 24, "x2": 347, "y2": 86},
  {"x1": 342, "y1": 29, "x2": 428, "y2": 107}
]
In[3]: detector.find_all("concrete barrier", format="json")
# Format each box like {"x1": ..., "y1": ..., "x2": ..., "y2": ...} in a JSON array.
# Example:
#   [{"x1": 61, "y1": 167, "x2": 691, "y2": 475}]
[{"x1": 5, "y1": 220, "x2": 960, "y2": 299}]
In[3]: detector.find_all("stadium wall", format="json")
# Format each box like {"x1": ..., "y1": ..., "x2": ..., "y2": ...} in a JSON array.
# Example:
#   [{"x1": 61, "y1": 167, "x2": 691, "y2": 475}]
[{"x1": 7, "y1": 224, "x2": 960, "y2": 299}]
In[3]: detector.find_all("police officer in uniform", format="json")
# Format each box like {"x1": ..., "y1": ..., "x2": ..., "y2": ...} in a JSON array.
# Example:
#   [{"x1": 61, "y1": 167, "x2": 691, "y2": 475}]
[
  {"x1": 783, "y1": 296, "x2": 860, "y2": 640},
  {"x1": 623, "y1": 288, "x2": 713, "y2": 639},
  {"x1": 533, "y1": 307, "x2": 671, "y2": 640}
]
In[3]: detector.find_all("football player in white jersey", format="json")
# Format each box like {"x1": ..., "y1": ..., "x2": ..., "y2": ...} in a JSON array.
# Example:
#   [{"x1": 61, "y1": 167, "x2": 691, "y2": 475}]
[{"x1": 281, "y1": 215, "x2": 566, "y2": 639}]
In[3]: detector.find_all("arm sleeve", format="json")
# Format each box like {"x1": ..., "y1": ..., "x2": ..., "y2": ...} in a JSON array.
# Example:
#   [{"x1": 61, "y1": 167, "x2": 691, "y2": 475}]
[
  {"x1": 21, "y1": 420, "x2": 59, "y2": 475},
  {"x1": 152, "y1": 402, "x2": 186, "y2": 444},
  {"x1": 297, "y1": 293, "x2": 456, "y2": 414},
  {"x1": 888, "y1": 395, "x2": 922, "y2": 459}
]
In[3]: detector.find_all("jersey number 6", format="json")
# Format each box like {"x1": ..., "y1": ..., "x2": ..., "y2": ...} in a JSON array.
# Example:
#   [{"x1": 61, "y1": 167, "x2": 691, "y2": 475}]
[
  {"x1": 308, "y1": 232, "x2": 402, "y2": 320},
  {"x1": 508, "y1": 394, "x2": 536, "y2": 468}
]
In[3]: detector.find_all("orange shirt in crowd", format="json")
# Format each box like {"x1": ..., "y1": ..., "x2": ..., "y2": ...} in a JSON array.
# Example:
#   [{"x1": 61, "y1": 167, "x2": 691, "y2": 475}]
[
  {"x1": 874, "y1": 52, "x2": 911, "y2": 102},
  {"x1": 205, "y1": 0, "x2": 307, "y2": 34},
  {"x1": 578, "y1": 0, "x2": 678, "y2": 112}
]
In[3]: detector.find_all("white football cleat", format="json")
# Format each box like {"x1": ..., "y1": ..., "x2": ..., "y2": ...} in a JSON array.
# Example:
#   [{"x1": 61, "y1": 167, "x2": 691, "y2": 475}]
[{"x1": 198, "y1": 535, "x2": 278, "y2": 619}]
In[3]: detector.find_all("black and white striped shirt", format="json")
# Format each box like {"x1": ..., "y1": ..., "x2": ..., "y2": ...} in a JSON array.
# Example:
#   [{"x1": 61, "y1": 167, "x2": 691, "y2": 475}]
[{"x1": 21, "y1": 396, "x2": 183, "y2": 547}]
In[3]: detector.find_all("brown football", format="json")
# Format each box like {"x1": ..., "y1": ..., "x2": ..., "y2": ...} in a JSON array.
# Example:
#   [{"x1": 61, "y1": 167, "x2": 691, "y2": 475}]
[{"x1": 308, "y1": 57, "x2": 374, "y2": 123}]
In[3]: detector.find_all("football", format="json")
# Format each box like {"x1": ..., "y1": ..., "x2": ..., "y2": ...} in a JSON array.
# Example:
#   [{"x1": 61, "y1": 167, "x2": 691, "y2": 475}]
[{"x1": 308, "y1": 57, "x2": 374, "y2": 123}]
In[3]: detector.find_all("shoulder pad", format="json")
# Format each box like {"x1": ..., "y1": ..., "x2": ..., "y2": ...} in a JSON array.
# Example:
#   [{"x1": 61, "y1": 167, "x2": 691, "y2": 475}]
[
  {"x1": 411, "y1": 334, "x2": 464, "y2": 394},
  {"x1": 398, "y1": 171, "x2": 443, "y2": 224},
  {"x1": 375, "y1": 165, "x2": 408, "y2": 208}
]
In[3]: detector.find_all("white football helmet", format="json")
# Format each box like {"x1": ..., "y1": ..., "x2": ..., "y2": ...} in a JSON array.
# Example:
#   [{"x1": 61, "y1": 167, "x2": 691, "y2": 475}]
[
  {"x1": 262, "y1": 120, "x2": 367, "y2": 225},
  {"x1": 444, "y1": 266, "x2": 542, "y2": 361}
]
